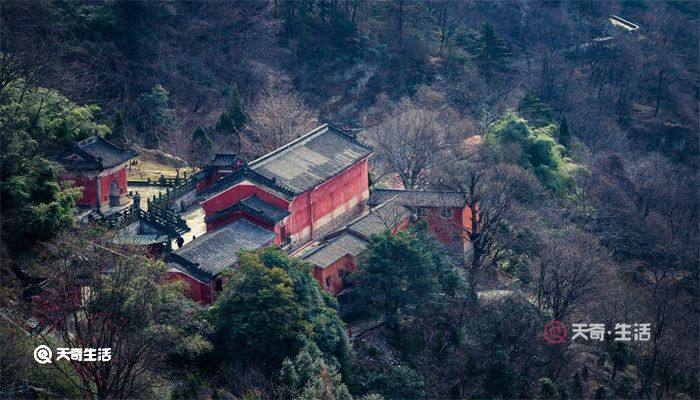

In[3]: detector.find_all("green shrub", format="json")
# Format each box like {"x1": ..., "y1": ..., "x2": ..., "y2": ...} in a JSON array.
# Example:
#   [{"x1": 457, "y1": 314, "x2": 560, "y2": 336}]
[{"x1": 488, "y1": 112, "x2": 586, "y2": 198}]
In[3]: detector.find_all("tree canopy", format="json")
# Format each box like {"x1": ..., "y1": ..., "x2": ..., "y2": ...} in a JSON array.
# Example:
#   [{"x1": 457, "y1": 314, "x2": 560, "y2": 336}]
[
  {"x1": 470, "y1": 22, "x2": 512, "y2": 78},
  {"x1": 188, "y1": 125, "x2": 213, "y2": 167},
  {"x1": 215, "y1": 82, "x2": 246, "y2": 135},
  {"x1": 352, "y1": 224, "x2": 464, "y2": 330},
  {"x1": 211, "y1": 247, "x2": 352, "y2": 375},
  {"x1": 0, "y1": 80, "x2": 110, "y2": 254},
  {"x1": 138, "y1": 84, "x2": 179, "y2": 149}
]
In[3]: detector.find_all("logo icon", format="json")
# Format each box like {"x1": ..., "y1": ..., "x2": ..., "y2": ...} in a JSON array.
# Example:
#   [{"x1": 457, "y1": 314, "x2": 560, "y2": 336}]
[
  {"x1": 543, "y1": 320, "x2": 569, "y2": 344},
  {"x1": 34, "y1": 345, "x2": 53, "y2": 364}
]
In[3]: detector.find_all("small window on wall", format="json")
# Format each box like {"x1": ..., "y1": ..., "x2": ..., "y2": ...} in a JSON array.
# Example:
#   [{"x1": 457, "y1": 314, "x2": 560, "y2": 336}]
[
  {"x1": 440, "y1": 209, "x2": 452, "y2": 219},
  {"x1": 214, "y1": 279, "x2": 223, "y2": 292},
  {"x1": 339, "y1": 269, "x2": 345, "y2": 277},
  {"x1": 325, "y1": 276, "x2": 332, "y2": 288}
]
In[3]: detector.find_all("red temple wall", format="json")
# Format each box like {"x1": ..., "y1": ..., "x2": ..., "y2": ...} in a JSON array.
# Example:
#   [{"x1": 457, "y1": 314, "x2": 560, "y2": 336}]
[
  {"x1": 98, "y1": 167, "x2": 127, "y2": 204},
  {"x1": 196, "y1": 166, "x2": 240, "y2": 192},
  {"x1": 313, "y1": 255, "x2": 358, "y2": 296},
  {"x1": 202, "y1": 183, "x2": 289, "y2": 216},
  {"x1": 196, "y1": 174, "x2": 217, "y2": 193},
  {"x1": 202, "y1": 183, "x2": 290, "y2": 234},
  {"x1": 66, "y1": 174, "x2": 99, "y2": 207},
  {"x1": 309, "y1": 159, "x2": 369, "y2": 229},
  {"x1": 166, "y1": 271, "x2": 213, "y2": 304},
  {"x1": 287, "y1": 159, "x2": 369, "y2": 241},
  {"x1": 201, "y1": 159, "x2": 369, "y2": 242},
  {"x1": 420, "y1": 208, "x2": 462, "y2": 249},
  {"x1": 205, "y1": 210, "x2": 277, "y2": 234},
  {"x1": 286, "y1": 193, "x2": 312, "y2": 239}
]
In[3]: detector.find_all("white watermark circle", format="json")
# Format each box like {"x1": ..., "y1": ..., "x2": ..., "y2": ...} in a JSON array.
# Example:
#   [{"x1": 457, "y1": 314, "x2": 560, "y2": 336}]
[{"x1": 33, "y1": 345, "x2": 53, "y2": 364}]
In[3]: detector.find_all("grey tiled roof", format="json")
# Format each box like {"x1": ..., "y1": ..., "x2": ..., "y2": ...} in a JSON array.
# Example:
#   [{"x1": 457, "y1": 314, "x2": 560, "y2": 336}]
[
  {"x1": 170, "y1": 219, "x2": 275, "y2": 279},
  {"x1": 205, "y1": 195, "x2": 290, "y2": 225},
  {"x1": 199, "y1": 166, "x2": 297, "y2": 200},
  {"x1": 346, "y1": 200, "x2": 411, "y2": 240},
  {"x1": 240, "y1": 195, "x2": 290, "y2": 222},
  {"x1": 301, "y1": 232, "x2": 368, "y2": 269},
  {"x1": 112, "y1": 234, "x2": 168, "y2": 246},
  {"x1": 60, "y1": 136, "x2": 137, "y2": 171},
  {"x1": 367, "y1": 189, "x2": 467, "y2": 209},
  {"x1": 249, "y1": 124, "x2": 372, "y2": 194},
  {"x1": 208, "y1": 153, "x2": 238, "y2": 167},
  {"x1": 301, "y1": 200, "x2": 410, "y2": 269}
]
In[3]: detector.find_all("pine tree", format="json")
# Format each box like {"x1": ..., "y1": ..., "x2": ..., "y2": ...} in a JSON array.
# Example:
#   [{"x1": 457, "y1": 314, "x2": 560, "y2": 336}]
[
  {"x1": 537, "y1": 378, "x2": 559, "y2": 400},
  {"x1": 106, "y1": 112, "x2": 126, "y2": 147},
  {"x1": 139, "y1": 84, "x2": 179, "y2": 149},
  {"x1": 188, "y1": 125, "x2": 213, "y2": 167},
  {"x1": 518, "y1": 93, "x2": 554, "y2": 128},
  {"x1": 215, "y1": 82, "x2": 246, "y2": 150},
  {"x1": 212, "y1": 248, "x2": 352, "y2": 374},
  {"x1": 470, "y1": 22, "x2": 512, "y2": 78},
  {"x1": 558, "y1": 115, "x2": 571, "y2": 149},
  {"x1": 606, "y1": 341, "x2": 630, "y2": 384},
  {"x1": 278, "y1": 342, "x2": 351, "y2": 400},
  {"x1": 354, "y1": 224, "x2": 463, "y2": 331}
]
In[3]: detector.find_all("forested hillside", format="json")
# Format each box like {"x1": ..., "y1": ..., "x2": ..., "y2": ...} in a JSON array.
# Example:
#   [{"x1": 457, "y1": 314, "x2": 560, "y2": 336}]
[{"x1": 1, "y1": 0, "x2": 698, "y2": 399}]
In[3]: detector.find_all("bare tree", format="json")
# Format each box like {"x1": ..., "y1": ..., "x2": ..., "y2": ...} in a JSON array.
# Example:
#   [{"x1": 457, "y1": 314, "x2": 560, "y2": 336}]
[
  {"x1": 366, "y1": 99, "x2": 457, "y2": 189},
  {"x1": 533, "y1": 230, "x2": 606, "y2": 321},
  {"x1": 436, "y1": 150, "x2": 543, "y2": 287},
  {"x1": 434, "y1": 0, "x2": 467, "y2": 54},
  {"x1": 159, "y1": 130, "x2": 194, "y2": 174},
  {"x1": 441, "y1": 69, "x2": 516, "y2": 130},
  {"x1": 33, "y1": 227, "x2": 202, "y2": 399},
  {"x1": 244, "y1": 83, "x2": 318, "y2": 155}
]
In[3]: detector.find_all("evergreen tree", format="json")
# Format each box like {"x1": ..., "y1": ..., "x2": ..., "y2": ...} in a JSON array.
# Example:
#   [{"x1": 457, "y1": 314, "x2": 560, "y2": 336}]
[
  {"x1": 211, "y1": 252, "x2": 306, "y2": 370},
  {"x1": 211, "y1": 248, "x2": 352, "y2": 374},
  {"x1": 518, "y1": 93, "x2": 554, "y2": 128},
  {"x1": 138, "y1": 84, "x2": 179, "y2": 149},
  {"x1": 279, "y1": 342, "x2": 352, "y2": 400},
  {"x1": 215, "y1": 82, "x2": 246, "y2": 134},
  {"x1": 606, "y1": 341, "x2": 630, "y2": 383},
  {"x1": 558, "y1": 115, "x2": 571, "y2": 149},
  {"x1": 357, "y1": 364, "x2": 426, "y2": 399},
  {"x1": 106, "y1": 112, "x2": 127, "y2": 147},
  {"x1": 352, "y1": 222, "x2": 464, "y2": 330},
  {"x1": 188, "y1": 125, "x2": 213, "y2": 167},
  {"x1": 0, "y1": 79, "x2": 110, "y2": 254},
  {"x1": 581, "y1": 365, "x2": 589, "y2": 381},
  {"x1": 483, "y1": 352, "x2": 516, "y2": 398},
  {"x1": 470, "y1": 22, "x2": 512, "y2": 78},
  {"x1": 537, "y1": 378, "x2": 558, "y2": 400},
  {"x1": 558, "y1": 384, "x2": 571, "y2": 400}
]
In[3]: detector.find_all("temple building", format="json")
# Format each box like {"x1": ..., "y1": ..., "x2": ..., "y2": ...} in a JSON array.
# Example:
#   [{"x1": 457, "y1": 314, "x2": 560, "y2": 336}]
[
  {"x1": 365, "y1": 189, "x2": 474, "y2": 256},
  {"x1": 298, "y1": 200, "x2": 411, "y2": 295},
  {"x1": 299, "y1": 189, "x2": 474, "y2": 296},
  {"x1": 58, "y1": 136, "x2": 137, "y2": 213},
  {"x1": 167, "y1": 219, "x2": 276, "y2": 303},
  {"x1": 193, "y1": 153, "x2": 242, "y2": 193},
  {"x1": 166, "y1": 124, "x2": 474, "y2": 304},
  {"x1": 198, "y1": 124, "x2": 373, "y2": 245}
]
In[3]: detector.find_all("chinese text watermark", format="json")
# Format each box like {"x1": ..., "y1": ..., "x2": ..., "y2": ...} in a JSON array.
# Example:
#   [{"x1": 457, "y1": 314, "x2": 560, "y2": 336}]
[
  {"x1": 542, "y1": 321, "x2": 651, "y2": 344},
  {"x1": 34, "y1": 345, "x2": 112, "y2": 364}
]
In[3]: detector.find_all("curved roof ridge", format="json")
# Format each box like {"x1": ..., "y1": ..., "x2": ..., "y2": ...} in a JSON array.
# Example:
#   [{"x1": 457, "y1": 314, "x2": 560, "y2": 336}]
[
  {"x1": 373, "y1": 188, "x2": 464, "y2": 194},
  {"x1": 249, "y1": 124, "x2": 330, "y2": 166}
]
